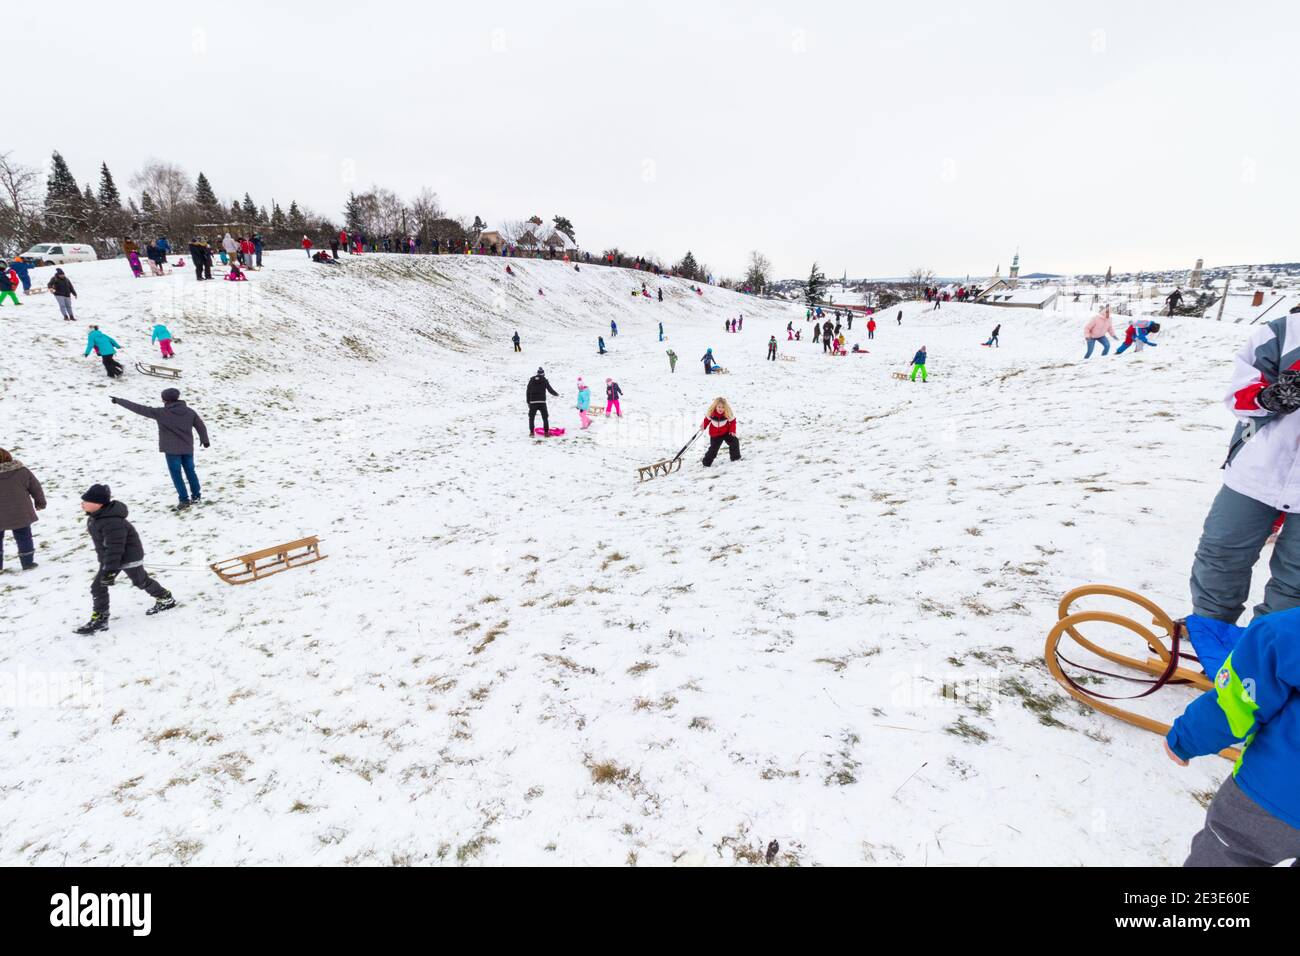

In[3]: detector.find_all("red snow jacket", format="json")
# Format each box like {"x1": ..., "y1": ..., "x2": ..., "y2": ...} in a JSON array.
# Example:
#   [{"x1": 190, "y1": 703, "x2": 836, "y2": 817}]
[
  {"x1": 702, "y1": 413, "x2": 736, "y2": 438},
  {"x1": 301, "y1": 237, "x2": 313, "y2": 250}
]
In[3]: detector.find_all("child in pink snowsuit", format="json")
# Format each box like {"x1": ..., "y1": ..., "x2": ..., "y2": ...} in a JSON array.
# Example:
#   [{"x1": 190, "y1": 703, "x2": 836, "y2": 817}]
[{"x1": 605, "y1": 378, "x2": 622, "y2": 417}]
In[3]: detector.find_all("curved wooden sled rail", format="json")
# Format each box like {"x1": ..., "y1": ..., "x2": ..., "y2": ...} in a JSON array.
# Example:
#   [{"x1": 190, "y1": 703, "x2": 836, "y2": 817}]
[{"x1": 1045, "y1": 584, "x2": 1239, "y2": 762}]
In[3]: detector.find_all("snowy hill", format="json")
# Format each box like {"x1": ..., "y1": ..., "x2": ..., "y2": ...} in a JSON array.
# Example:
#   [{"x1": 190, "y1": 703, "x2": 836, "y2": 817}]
[{"x1": 0, "y1": 253, "x2": 1259, "y2": 865}]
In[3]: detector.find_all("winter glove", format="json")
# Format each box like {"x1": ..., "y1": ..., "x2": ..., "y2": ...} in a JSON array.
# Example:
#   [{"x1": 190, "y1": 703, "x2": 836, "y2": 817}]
[
  {"x1": 201, "y1": 441, "x2": 210, "y2": 448},
  {"x1": 100, "y1": 570, "x2": 119, "y2": 586},
  {"x1": 1257, "y1": 370, "x2": 1300, "y2": 414}
]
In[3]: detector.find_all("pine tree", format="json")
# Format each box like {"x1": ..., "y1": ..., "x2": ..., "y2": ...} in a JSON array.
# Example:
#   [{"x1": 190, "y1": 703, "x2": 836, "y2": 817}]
[
  {"x1": 259, "y1": 206, "x2": 269, "y2": 225},
  {"x1": 676, "y1": 250, "x2": 700, "y2": 281},
  {"x1": 140, "y1": 191, "x2": 157, "y2": 216},
  {"x1": 287, "y1": 201, "x2": 305, "y2": 231},
  {"x1": 44, "y1": 150, "x2": 84, "y2": 236},
  {"x1": 194, "y1": 172, "x2": 219, "y2": 213},
  {"x1": 97, "y1": 162, "x2": 122, "y2": 209},
  {"x1": 229, "y1": 200, "x2": 242, "y2": 223},
  {"x1": 552, "y1": 215, "x2": 575, "y2": 242},
  {"x1": 342, "y1": 192, "x2": 363, "y2": 232},
  {"x1": 804, "y1": 261, "x2": 828, "y2": 307},
  {"x1": 242, "y1": 193, "x2": 258, "y2": 222},
  {"x1": 270, "y1": 202, "x2": 287, "y2": 231}
]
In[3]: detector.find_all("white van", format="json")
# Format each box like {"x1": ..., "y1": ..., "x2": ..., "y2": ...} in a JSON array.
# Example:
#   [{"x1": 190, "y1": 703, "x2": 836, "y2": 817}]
[{"x1": 18, "y1": 242, "x2": 98, "y2": 266}]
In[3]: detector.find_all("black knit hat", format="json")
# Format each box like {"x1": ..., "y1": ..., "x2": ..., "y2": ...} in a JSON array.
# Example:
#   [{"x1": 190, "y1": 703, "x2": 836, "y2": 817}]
[
  {"x1": 82, "y1": 484, "x2": 112, "y2": 506},
  {"x1": 161, "y1": 388, "x2": 180, "y2": 402}
]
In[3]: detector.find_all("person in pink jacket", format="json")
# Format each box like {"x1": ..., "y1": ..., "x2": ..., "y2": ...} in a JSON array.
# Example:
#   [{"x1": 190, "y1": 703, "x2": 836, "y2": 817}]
[{"x1": 1083, "y1": 306, "x2": 1117, "y2": 358}]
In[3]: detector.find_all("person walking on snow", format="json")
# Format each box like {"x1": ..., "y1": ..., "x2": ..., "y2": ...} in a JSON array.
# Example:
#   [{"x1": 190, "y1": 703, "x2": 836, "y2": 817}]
[
  {"x1": 666, "y1": 349, "x2": 678, "y2": 373},
  {"x1": 0, "y1": 266, "x2": 20, "y2": 306},
  {"x1": 0, "y1": 448, "x2": 45, "y2": 572},
  {"x1": 47, "y1": 268, "x2": 77, "y2": 319},
  {"x1": 85, "y1": 325, "x2": 124, "y2": 378},
  {"x1": 767, "y1": 335, "x2": 778, "y2": 361},
  {"x1": 701, "y1": 348, "x2": 720, "y2": 374},
  {"x1": 1164, "y1": 608, "x2": 1300, "y2": 865},
  {"x1": 1166, "y1": 288, "x2": 1184, "y2": 317},
  {"x1": 1084, "y1": 306, "x2": 1117, "y2": 358},
  {"x1": 897, "y1": 310, "x2": 903, "y2": 326},
  {"x1": 598, "y1": 336, "x2": 607, "y2": 355},
  {"x1": 658, "y1": 321, "x2": 664, "y2": 342},
  {"x1": 867, "y1": 317, "x2": 876, "y2": 340},
  {"x1": 610, "y1": 319, "x2": 618, "y2": 337},
  {"x1": 301, "y1": 235, "x2": 313, "y2": 258},
  {"x1": 910, "y1": 346, "x2": 928, "y2": 382},
  {"x1": 222, "y1": 233, "x2": 238, "y2": 263},
  {"x1": 700, "y1": 398, "x2": 741, "y2": 467},
  {"x1": 576, "y1": 378, "x2": 593, "y2": 429},
  {"x1": 605, "y1": 378, "x2": 623, "y2": 417},
  {"x1": 1190, "y1": 306, "x2": 1300, "y2": 624},
  {"x1": 983, "y1": 324, "x2": 1000, "y2": 348},
  {"x1": 151, "y1": 323, "x2": 176, "y2": 359},
  {"x1": 847, "y1": 313, "x2": 853, "y2": 331},
  {"x1": 526, "y1": 367, "x2": 559, "y2": 436},
  {"x1": 111, "y1": 389, "x2": 210, "y2": 508},
  {"x1": 9, "y1": 256, "x2": 33, "y2": 293},
  {"x1": 73, "y1": 484, "x2": 176, "y2": 634},
  {"x1": 512, "y1": 331, "x2": 521, "y2": 353},
  {"x1": 812, "y1": 322, "x2": 821, "y2": 344}
]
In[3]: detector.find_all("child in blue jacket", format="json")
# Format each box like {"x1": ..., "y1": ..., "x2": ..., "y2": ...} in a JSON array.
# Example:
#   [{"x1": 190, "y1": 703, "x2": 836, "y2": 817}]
[
  {"x1": 85, "y1": 326, "x2": 124, "y2": 378},
  {"x1": 1166, "y1": 609, "x2": 1300, "y2": 865}
]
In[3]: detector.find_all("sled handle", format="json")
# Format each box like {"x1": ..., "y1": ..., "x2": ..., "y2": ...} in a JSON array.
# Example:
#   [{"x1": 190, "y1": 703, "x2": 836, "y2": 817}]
[{"x1": 672, "y1": 427, "x2": 705, "y2": 462}]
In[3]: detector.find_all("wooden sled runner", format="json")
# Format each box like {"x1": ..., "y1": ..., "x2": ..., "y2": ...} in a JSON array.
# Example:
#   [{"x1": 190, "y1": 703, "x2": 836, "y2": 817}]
[
  {"x1": 210, "y1": 536, "x2": 326, "y2": 585},
  {"x1": 637, "y1": 429, "x2": 703, "y2": 482},
  {"x1": 135, "y1": 362, "x2": 182, "y2": 380},
  {"x1": 1044, "y1": 584, "x2": 1239, "y2": 762}
]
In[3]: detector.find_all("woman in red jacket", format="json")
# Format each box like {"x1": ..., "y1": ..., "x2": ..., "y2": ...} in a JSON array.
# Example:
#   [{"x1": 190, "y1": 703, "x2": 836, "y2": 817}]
[{"x1": 700, "y1": 397, "x2": 741, "y2": 467}]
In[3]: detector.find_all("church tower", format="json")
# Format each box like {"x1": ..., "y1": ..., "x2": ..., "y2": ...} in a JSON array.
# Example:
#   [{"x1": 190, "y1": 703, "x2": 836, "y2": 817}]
[
  {"x1": 1190, "y1": 257, "x2": 1204, "y2": 289},
  {"x1": 1009, "y1": 250, "x2": 1020, "y2": 288}
]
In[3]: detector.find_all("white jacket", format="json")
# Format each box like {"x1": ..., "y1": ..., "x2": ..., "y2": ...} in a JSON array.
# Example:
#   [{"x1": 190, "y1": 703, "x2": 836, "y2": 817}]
[{"x1": 1222, "y1": 312, "x2": 1300, "y2": 510}]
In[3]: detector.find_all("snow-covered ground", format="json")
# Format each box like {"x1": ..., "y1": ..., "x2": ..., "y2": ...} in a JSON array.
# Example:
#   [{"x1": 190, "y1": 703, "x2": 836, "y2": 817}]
[{"x1": 0, "y1": 252, "x2": 1261, "y2": 865}]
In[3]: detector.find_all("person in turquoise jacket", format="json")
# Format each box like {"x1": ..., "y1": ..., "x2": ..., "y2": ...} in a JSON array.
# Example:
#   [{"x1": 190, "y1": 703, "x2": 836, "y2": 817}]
[
  {"x1": 150, "y1": 323, "x2": 175, "y2": 359},
  {"x1": 575, "y1": 377, "x2": 593, "y2": 429},
  {"x1": 1166, "y1": 609, "x2": 1300, "y2": 865},
  {"x1": 84, "y1": 326, "x2": 124, "y2": 378}
]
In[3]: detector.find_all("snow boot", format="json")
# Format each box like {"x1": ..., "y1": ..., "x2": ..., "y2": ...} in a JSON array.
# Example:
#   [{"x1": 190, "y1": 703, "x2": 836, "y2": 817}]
[
  {"x1": 146, "y1": 595, "x2": 177, "y2": 616},
  {"x1": 74, "y1": 612, "x2": 109, "y2": 634}
]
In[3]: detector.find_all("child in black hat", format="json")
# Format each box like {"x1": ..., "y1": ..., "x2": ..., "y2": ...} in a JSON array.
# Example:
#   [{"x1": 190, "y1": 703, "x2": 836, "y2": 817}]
[{"x1": 74, "y1": 484, "x2": 176, "y2": 634}]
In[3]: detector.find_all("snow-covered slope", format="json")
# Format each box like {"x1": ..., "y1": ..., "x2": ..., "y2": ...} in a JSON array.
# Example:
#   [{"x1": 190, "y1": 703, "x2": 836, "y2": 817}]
[{"x1": 0, "y1": 254, "x2": 1259, "y2": 865}]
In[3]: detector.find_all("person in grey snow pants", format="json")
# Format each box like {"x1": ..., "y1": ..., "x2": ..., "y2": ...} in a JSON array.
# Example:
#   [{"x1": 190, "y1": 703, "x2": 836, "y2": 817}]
[
  {"x1": 1183, "y1": 776, "x2": 1300, "y2": 866},
  {"x1": 1190, "y1": 486, "x2": 1300, "y2": 622}
]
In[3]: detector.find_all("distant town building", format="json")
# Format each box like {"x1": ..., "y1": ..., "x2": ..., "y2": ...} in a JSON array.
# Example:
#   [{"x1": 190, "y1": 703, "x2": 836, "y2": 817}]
[{"x1": 1189, "y1": 257, "x2": 1204, "y2": 289}]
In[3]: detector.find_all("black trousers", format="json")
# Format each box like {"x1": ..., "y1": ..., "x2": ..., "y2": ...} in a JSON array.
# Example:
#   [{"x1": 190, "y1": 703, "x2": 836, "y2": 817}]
[
  {"x1": 528, "y1": 403, "x2": 550, "y2": 434},
  {"x1": 92, "y1": 565, "x2": 170, "y2": 614},
  {"x1": 702, "y1": 434, "x2": 740, "y2": 466},
  {"x1": 101, "y1": 355, "x2": 124, "y2": 378},
  {"x1": 767, "y1": 347, "x2": 776, "y2": 360}
]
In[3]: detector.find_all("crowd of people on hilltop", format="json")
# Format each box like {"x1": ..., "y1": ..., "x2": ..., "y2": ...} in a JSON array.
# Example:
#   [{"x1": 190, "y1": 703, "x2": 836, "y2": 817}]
[{"x1": 923, "y1": 285, "x2": 980, "y2": 304}]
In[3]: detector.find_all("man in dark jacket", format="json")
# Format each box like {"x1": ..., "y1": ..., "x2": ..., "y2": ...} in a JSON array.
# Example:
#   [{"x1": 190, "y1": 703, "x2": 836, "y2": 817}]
[
  {"x1": 75, "y1": 484, "x2": 175, "y2": 633},
  {"x1": 526, "y1": 367, "x2": 559, "y2": 436},
  {"x1": 188, "y1": 239, "x2": 212, "y2": 280},
  {"x1": 47, "y1": 268, "x2": 77, "y2": 320},
  {"x1": 111, "y1": 389, "x2": 210, "y2": 507}
]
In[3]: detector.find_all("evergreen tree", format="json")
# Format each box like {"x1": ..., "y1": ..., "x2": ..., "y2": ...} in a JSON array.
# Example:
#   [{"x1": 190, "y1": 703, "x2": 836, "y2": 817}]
[
  {"x1": 675, "y1": 250, "x2": 700, "y2": 281},
  {"x1": 242, "y1": 193, "x2": 258, "y2": 222},
  {"x1": 552, "y1": 215, "x2": 575, "y2": 242},
  {"x1": 287, "y1": 201, "x2": 305, "y2": 231},
  {"x1": 229, "y1": 200, "x2": 242, "y2": 222},
  {"x1": 804, "y1": 261, "x2": 828, "y2": 307},
  {"x1": 44, "y1": 150, "x2": 84, "y2": 236},
  {"x1": 259, "y1": 205, "x2": 269, "y2": 225},
  {"x1": 270, "y1": 202, "x2": 287, "y2": 231},
  {"x1": 194, "y1": 172, "x2": 219, "y2": 213},
  {"x1": 140, "y1": 191, "x2": 157, "y2": 216},
  {"x1": 97, "y1": 162, "x2": 122, "y2": 209}
]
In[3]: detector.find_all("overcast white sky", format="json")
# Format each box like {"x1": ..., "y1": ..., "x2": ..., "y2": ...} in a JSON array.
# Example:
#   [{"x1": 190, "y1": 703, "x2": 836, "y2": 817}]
[{"x1": 8, "y1": 0, "x2": 1297, "y2": 278}]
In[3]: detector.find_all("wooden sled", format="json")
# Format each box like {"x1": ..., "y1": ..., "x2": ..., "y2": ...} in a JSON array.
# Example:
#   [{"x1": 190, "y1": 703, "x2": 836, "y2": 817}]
[
  {"x1": 135, "y1": 362, "x2": 181, "y2": 380},
  {"x1": 891, "y1": 371, "x2": 909, "y2": 380},
  {"x1": 777, "y1": 355, "x2": 796, "y2": 362},
  {"x1": 210, "y1": 536, "x2": 326, "y2": 585},
  {"x1": 638, "y1": 458, "x2": 684, "y2": 481},
  {"x1": 1044, "y1": 584, "x2": 1239, "y2": 762}
]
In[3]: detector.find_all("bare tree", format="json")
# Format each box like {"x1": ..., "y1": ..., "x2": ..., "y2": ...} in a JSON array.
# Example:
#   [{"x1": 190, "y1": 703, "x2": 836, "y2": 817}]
[
  {"x1": 744, "y1": 250, "x2": 772, "y2": 292},
  {"x1": 408, "y1": 187, "x2": 443, "y2": 241},
  {"x1": 907, "y1": 268, "x2": 936, "y2": 300},
  {"x1": 131, "y1": 160, "x2": 194, "y2": 225},
  {"x1": 0, "y1": 151, "x2": 42, "y2": 254}
]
